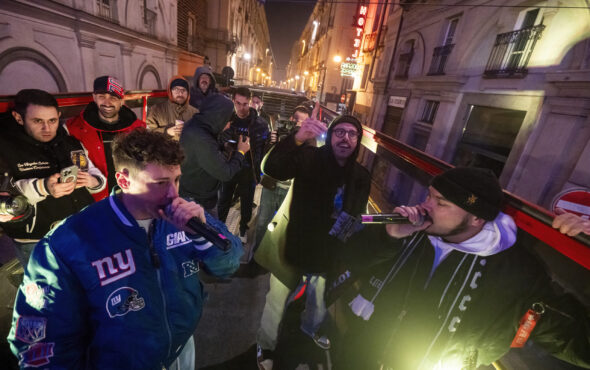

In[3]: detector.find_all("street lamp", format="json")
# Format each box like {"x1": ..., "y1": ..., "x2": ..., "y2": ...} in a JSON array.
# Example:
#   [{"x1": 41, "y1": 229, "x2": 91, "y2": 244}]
[{"x1": 333, "y1": 55, "x2": 342, "y2": 63}]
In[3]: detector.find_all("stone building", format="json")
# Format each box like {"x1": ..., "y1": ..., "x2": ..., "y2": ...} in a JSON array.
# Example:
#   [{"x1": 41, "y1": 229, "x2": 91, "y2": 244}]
[
  {"x1": 204, "y1": 0, "x2": 274, "y2": 85},
  {"x1": 355, "y1": 0, "x2": 590, "y2": 210},
  {"x1": 0, "y1": 0, "x2": 178, "y2": 94}
]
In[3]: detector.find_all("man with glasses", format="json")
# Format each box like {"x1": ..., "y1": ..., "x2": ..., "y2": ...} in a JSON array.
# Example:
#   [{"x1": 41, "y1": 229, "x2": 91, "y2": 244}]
[
  {"x1": 254, "y1": 106, "x2": 371, "y2": 369},
  {"x1": 146, "y1": 75, "x2": 197, "y2": 140}
]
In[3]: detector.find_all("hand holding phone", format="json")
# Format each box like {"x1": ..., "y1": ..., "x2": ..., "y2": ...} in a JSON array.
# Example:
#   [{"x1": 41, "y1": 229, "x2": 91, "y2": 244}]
[{"x1": 59, "y1": 166, "x2": 78, "y2": 184}]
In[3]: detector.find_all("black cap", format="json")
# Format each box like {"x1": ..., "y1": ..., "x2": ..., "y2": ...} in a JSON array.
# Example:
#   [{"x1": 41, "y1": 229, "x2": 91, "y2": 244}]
[
  {"x1": 170, "y1": 78, "x2": 189, "y2": 90},
  {"x1": 431, "y1": 167, "x2": 504, "y2": 221}
]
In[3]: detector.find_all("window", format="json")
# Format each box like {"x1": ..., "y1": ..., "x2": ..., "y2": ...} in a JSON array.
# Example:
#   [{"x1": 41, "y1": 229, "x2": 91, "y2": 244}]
[
  {"x1": 452, "y1": 105, "x2": 526, "y2": 176},
  {"x1": 484, "y1": 8, "x2": 545, "y2": 77},
  {"x1": 427, "y1": 17, "x2": 459, "y2": 75},
  {"x1": 395, "y1": 40, "x2": 414, "y2": 79},
  {"x1": 97, "y1": 0, "x2": 117, "y2": 22},
  {"x1": 420, "y1": 100, "x2": 439, "y2": 124},
  {"x1": 187, "y1": 13, "x2": 197, "y2": 52},
  {"x1": 360, "y1": 63, "x2": 370, "y2": 89},
  {"x1": 143, "y1": 0, "x2": 157, "y2": 35}
]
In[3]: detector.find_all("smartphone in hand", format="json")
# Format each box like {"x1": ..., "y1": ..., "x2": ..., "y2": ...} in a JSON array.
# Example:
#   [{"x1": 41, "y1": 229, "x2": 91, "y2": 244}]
[{"x1": 59, "y1": 165, "x2": 78, "y2": 183}]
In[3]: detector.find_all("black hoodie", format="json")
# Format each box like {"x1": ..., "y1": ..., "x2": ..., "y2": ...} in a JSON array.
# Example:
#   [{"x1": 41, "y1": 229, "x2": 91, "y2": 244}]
[
  {"x1": 179, "y1": 94, "x2": 245, "y2": 209},
  {"x1": 262, "y1": 115, "x2": 371, "y2": 272}
]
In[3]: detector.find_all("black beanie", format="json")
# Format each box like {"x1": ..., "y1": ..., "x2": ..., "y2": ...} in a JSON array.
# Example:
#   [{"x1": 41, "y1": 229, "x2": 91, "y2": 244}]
[
  {"x1": 170, "y1": 78, "x2": 189, "y2": 90},
  {"x1": 325, "y1": 114, "x2": 363, "y2": 164},
  {"x1": 431, "y1": 167, "x2": 504, "y2": 221}
]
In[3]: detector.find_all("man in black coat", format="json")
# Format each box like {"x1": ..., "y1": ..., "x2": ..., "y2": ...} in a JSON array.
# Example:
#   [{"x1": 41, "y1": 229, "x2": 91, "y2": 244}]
[
  {"x1": 217, "y1": 87, "x2": 269, "y2": 243},
  {"x1": 254, "y1": 106, "x2": 371, "y2": 369},
  {"x1": 333, "y1": 167, "x2": 590, "y2": 369},
  {"x1": 179, "y1": 94, "x2": 250, "y2": 216}
]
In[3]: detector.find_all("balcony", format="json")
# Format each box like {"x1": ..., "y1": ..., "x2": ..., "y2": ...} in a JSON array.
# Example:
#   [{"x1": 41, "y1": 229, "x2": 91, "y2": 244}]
[
  {"x1": 394, "y1": 51, "x2": 414, "y2": 79},
  {"x1": 427, "y1": 44, "x2": 454, "y2": 76},
  {"x1": 363, "y1": 32, "x2": 378, "y2": 53},
  {"x1": 484, "y1": 25, "x2": 545, "y2": 78}
]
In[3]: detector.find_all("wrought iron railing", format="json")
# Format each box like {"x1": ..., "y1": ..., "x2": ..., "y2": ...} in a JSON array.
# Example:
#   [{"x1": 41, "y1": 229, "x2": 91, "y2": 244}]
[
  {"x1": 394, "y1": 51, "x2": 414, "y2": 79},
  {"x1": 427, "y1": 43, "x2": 454, "y2": 75},
  {"x1": 484, "y1": 25, "x2": 545, "y2": 78}
]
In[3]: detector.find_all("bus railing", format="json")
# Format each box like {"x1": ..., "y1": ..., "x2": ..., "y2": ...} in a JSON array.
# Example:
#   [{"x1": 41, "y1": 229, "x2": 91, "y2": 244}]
[{"x1": 1, "y1": 90, "x2": 588, "y2": 270}]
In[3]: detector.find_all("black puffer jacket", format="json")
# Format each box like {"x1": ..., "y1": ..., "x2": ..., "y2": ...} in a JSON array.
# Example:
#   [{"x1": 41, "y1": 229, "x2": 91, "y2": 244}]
[
  {"x1": 179, "y1": 94, "x2": 244, "y2": 209},
  {"x1": 0, "y1": 113, "x2": 95, "y2": 240}
]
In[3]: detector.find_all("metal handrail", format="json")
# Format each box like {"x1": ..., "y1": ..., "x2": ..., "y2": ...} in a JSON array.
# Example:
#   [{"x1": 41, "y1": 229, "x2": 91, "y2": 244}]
[{"x1": 1, "y1": 91, "x2": 588, "y2": 269}]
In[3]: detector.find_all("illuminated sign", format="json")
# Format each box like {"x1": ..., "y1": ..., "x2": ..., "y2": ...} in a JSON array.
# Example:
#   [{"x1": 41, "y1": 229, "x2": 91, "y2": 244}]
[
  {"x1": 352, "y1": 5, "x2": 368, "y2": 59},
  {"x1": 340, "y1": 62, "x2": 359, "y2": 77}
]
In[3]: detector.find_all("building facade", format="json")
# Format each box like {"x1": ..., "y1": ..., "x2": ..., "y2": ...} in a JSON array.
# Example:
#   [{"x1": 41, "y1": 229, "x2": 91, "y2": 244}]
[
  {"x1": 286, "y1": 0, "x2": 362, "y2": 109},
  {"x1": 0, "y1": 0, "x2": 178, "y2": 94},
  {"x1": 357, "y1": 0, "x2": 590, "y2": 210},
  {"x1": 177, "y1": 0, "x2": 207, "y2": 78},
  {"x1": 204, "y1": 0, "x2": 274, "y2": 85}
]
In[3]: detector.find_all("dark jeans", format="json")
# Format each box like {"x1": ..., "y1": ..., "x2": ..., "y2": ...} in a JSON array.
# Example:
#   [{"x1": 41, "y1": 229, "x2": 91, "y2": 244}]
[{"x1": 218, "y1": 168, "x2": 256, "y2": 234}]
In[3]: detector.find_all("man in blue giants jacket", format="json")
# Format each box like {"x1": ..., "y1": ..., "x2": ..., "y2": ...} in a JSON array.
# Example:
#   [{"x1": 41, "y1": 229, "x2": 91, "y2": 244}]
[{"x1": 7, "y1": 128, "x2": 243, "y2": 369}]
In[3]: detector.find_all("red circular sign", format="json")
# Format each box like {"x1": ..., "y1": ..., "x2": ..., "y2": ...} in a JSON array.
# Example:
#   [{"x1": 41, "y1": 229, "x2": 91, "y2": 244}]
[{"x1": 551, "y1": 188, "x2": 590, "y2": 219}]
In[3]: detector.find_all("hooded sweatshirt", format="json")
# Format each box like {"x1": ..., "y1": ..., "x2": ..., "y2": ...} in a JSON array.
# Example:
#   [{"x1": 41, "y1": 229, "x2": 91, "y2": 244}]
[
  {"x1": 189, "y1": 66, "x2": 218, "y2": 110},
  {"x1": 262, "y1": 115, "x2": 371, "y2": 272},
  {"x1": 179, "y1": 94, "x2": 245, "y2": 209},
  {"x1": 146, "y1": 75, "x2": 197, "y2": 137}
]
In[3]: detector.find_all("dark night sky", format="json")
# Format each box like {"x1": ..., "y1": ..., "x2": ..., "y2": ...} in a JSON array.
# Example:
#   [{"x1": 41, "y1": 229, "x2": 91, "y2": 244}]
[{"x1": 265, "y1": 0, "x2": 316, "y2": 82}]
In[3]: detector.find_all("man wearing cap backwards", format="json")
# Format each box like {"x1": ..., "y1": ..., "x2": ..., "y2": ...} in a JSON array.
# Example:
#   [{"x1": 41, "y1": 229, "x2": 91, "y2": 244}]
[
  {"x1": 146, "y1": 75, "x2": 197, "y2": 139},
  {"x1": 254, "y1": 104, "x2": 371, "y2": 369},
  {"x1": 66, "y1": 76, "x2": 145, "y2": 201},
  {"x1": 333, "y1": 167, "x2": 590, "y2": 369}
]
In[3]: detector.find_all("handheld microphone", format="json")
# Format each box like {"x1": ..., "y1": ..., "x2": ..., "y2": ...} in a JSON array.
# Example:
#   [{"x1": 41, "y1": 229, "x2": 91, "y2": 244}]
[
  {"x1": 165, "y1": 205, "x2": 231, "y2": 251},
  {"x1": 360, "y1": 213, "x2": 425, "y2": 226}
]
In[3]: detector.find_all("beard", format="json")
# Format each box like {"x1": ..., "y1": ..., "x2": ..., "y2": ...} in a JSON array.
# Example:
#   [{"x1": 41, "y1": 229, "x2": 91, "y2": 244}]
[
  {"x1": 98, "y1": 105, "x2": 119, "y2": 120},
  {"x1": 427, "y1": 214, "x2": 471, "y2": 239}
]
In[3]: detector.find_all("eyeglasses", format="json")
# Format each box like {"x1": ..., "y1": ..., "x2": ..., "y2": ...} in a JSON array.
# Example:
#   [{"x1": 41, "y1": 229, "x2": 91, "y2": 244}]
[
  {"x1": 171, "y1": 87, "x2": 187, "y2": 94},
  {"x1": 333, "y1": 128, "x2": 360, "y2": 140}
]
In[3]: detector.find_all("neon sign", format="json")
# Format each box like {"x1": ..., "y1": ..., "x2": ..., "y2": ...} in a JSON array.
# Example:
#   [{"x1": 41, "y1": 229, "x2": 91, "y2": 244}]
[{"x1": 352, "y1": 5, "x2": 367, "y2": 59}]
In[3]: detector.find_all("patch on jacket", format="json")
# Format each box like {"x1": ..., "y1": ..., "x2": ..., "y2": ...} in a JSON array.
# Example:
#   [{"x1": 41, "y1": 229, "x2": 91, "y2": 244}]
[
  {"x1": 106, "y1": 286, "x2": 146, "y2": 318},
  {"x1": 19, "y1": 342, "x2": 54, "y2": 367},
  {"x1": 15, "y1": 316, "x2": 47, "y2": 343},
  {"x1": 166, "y1": 231, "x2": 192, "y2": 249},
  {"x1": 182, "y1": 260, "x2": 200, "y2": 278},
  {"x1": 70, "y1": 150, "x2": 89, "y2": 170},
  {"x1": 91, "y1": 249, "x2": 136, "y2": 286},
  {"x1": 22, "y1": 283, "x2": 49, "y2": 310}
]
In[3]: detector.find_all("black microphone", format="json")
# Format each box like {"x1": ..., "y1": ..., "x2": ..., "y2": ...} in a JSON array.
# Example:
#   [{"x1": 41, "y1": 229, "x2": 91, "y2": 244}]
[
  {"x1": 165, "y1": 205, "x2": 231, "y2": 251},
  {"x1": 360, "y1": 213, "x2": 425, "y2": 226}
]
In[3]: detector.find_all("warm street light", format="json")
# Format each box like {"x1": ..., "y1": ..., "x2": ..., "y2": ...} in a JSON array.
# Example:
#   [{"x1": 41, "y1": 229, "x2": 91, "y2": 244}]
[
  {"x1": 333, "y1": 55, "x2": 342, "y2": 63},
  {"x1": 303, "y1": 71, "x2": 309, "y2": 75},
  {"x1": 295, "y1": 75, "x2": 300, "y2": 80},
  {"x1": 256, "y1": 67, "x2": 261, "y2": 72},
  {"x1": 244, "y1": 53, "x2": 251, "y2": 61}
]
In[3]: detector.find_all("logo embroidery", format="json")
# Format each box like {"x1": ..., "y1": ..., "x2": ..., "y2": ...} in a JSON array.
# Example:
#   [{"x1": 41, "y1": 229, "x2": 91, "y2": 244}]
[
  {"x1": 182, "y1": 260, "x2": 200, "y2": 278},
  {"x1": 91, "y1": 249, "x2": 136, "y2": 286},
  {"x1": 166, "y1": 231, "x2": 192, "y2": 249},
  {"x1": 106, "y1": 287, "x2": 145, "y2": 318},
  {"x1": 15, "y1": 317, "x2": 47, "y2": 344},
  {"x1": 466, "y1": 194, "x2": 477, "y2": 205},
  {"x1": 22, "y1": 283, "x2": 49, "y2": 310},
  {"x1": 20, "y1": 342, "x2": 54, "y2": 367}
]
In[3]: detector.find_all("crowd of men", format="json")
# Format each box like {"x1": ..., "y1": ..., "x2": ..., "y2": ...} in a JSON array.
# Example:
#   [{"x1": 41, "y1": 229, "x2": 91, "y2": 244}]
[{"x1": 0, "y1": 67, "x2": 589, "y2": 370}]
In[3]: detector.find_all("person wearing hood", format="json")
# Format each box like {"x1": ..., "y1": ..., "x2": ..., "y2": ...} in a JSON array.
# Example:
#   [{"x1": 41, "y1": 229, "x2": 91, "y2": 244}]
[
  {"x1": 332, "y1": 167, "x2": 590, "y2": 370},
  {"x1": 146, "y1": 75, "x2": 197, "y2": 139},
  {"x1": 254, "y1": 105, "x2": 371, "y2": 369},
  {"x1": 66, "y1": 76, "x2": 145, "y2": 201},
  {"x1": 0, "y1": 89, "x2": 105, "y2": 265},
  {"x1": 179, "y1": 94, "x2": 250, "y2": 215},
  {"x1": 189, "y1": 66, "x2": 218, "y2": 110}
]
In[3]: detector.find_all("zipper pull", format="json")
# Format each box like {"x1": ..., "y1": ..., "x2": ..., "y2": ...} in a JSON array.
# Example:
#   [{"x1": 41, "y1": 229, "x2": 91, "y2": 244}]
[{"x1": 542, "y1": 302, "x2": 574, "y2": 320}]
